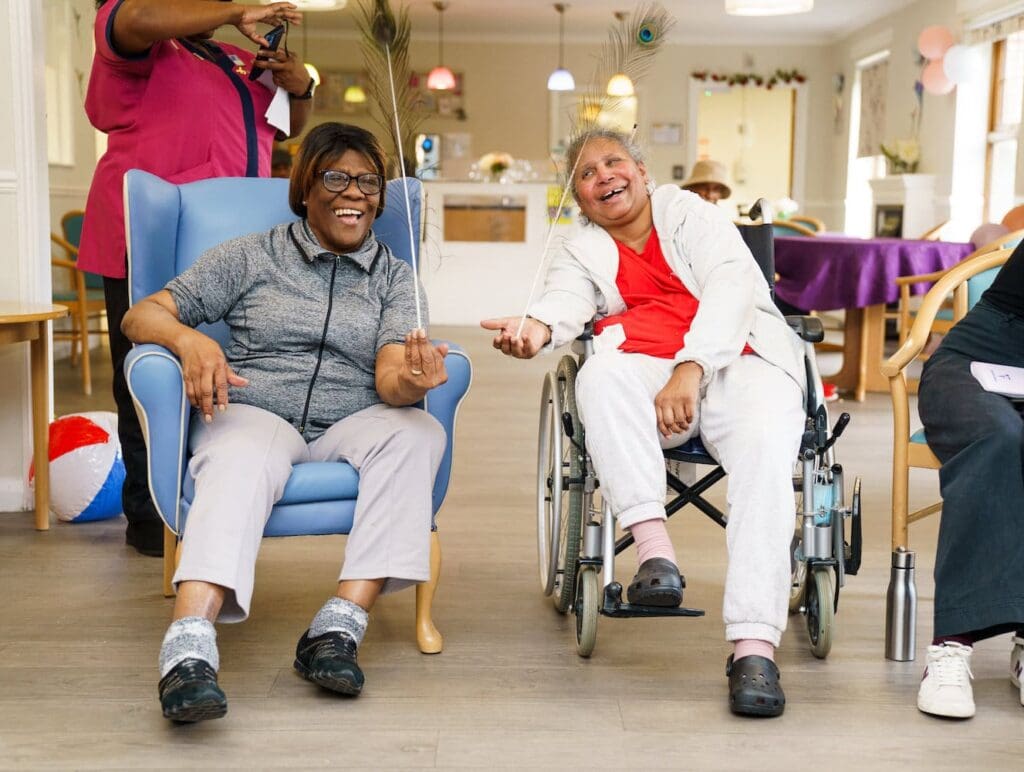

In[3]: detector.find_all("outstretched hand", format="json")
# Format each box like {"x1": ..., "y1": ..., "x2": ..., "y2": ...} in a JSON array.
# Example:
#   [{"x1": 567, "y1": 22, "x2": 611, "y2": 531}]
[
  {"x1": 402, "y1": 328, "x2": 449, "y2": 390},
  {"x1": 480, "y1": 316, "x2": 551, "y2": 359},
  {"x1": 236, "y1": 2, "x2": 302, "y2": 47}
]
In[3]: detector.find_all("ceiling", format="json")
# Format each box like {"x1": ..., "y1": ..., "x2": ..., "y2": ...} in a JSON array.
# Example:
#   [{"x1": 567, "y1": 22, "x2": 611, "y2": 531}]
[{"x1": 302, "y1": 0, "x2": 918, "y2": 45}]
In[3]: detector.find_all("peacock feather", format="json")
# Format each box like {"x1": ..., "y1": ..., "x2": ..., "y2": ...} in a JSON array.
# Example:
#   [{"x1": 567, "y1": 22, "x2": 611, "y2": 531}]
[
  {"x1": 571, "y1": 4, "x2": 675, "y2": 143},
  {"x1": 355, "y1": 0, "x2": 425, "y2": 175}
]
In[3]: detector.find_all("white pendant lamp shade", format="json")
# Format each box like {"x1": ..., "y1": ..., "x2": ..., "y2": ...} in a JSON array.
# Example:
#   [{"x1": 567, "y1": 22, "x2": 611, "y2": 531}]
[
  {"x1": 547, "y1": 4, "x2": 575, "y2": 92},
  {"x1": 343, "y1": 84, "x2": 366, "y2": 103},
  {"x1": 548, "y1": 68, "x2": 576, "y2": 91},
  {"x1": 428, "y1": 1, "x2": 455, "y2": 91},
  {"x1": 725, "y1": 0, "x2": 813, "y2": 15}
]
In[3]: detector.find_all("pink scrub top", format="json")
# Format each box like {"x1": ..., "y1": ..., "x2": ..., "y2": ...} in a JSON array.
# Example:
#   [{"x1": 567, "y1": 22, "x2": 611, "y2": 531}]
[{"x1": 79, "y1": 0, "x2": 278, "y2": 278}]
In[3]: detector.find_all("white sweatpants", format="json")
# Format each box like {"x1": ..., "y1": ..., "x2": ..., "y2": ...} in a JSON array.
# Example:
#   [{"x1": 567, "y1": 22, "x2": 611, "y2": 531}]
[
  {"x1": 175, "y1": 402, "x2": 446, "y2": 622},
  {"x1": 574, "y1": 351, "x2": 804, "y2": 646}
]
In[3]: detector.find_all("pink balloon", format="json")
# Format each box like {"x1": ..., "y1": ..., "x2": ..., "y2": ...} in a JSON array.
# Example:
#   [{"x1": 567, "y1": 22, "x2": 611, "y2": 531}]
[
  {"x1": 918, "y1": 25, "x2": 954, "y2": 60},
  {"x1": 969, "y1": 222, "x2": 1009, "y2": 250},
  {"x1": 922, "y1": 59, "x2": 954, "y2": 95}
]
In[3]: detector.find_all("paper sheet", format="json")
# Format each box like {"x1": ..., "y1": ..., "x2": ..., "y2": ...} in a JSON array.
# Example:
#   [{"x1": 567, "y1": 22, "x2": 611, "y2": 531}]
[
  {"x1": 970, "y1": 361, "x2": 1024, "y2": 399},
  {"x1": 256, "y1": 69, "x2": 291, "y2": 135}
]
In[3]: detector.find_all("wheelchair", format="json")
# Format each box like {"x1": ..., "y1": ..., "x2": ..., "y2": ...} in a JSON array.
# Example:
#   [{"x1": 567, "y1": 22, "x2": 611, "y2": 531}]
[{"x1": 535, "y1": 201, "x2": 862, "y2": 659}]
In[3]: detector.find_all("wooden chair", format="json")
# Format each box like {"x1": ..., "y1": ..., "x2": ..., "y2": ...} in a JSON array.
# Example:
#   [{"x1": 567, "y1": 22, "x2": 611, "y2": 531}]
[
  {"x1": 893, "y1": 227, "x2": 1024, "y2": 351},
  {"x1": 881, "y1": 246, "x2": 1012, "y2": 656},
  {"x1": 789, "y1": 214, "x2": 825, "y2": 233},
  {"x1": 772, "y1": 220, "x2": 818, "y2": 238},
  {"x1": 50, "y1": 226, "x2": 106, "y2": 395},
  {"x1": 915, "y1": 220, "x2": 951, "y2": 241}
]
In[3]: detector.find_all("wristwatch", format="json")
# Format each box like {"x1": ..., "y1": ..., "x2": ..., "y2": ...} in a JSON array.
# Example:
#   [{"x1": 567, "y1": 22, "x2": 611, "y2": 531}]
[{"x1": 292, "y1": 77, "x2": 316, "y2": 100}]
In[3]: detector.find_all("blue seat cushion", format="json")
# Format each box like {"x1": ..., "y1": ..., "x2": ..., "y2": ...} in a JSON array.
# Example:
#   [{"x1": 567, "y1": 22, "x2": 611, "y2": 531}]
[
  {"x1": 663, "y1": 437, "x2": 717, "y2": 465},
  {"x1": 910, "y1": 428, "x2": 927, "y2": 444},
  {"x1": 179, "y1": 497, "x2": 357, "y2": 537},
  {"x1": 182, "y1": 461, "x2": 360, "y2": 505}
]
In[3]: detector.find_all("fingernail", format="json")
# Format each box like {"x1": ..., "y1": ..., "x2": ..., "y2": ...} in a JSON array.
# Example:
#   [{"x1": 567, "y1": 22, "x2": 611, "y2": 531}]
[
  {"x1": 219, "y1": 404, "x2": 226, "y2": 411},
  {"x1": 204, "y1": 414, "x2": 212, "y2": 424}
]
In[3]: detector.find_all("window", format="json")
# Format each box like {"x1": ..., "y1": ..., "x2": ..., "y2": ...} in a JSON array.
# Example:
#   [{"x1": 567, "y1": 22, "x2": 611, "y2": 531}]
[
  {"x1": 985, "y1": 31, "x2": 1024, "y2": 222},
  {"x1": 44, "y1": 0, "x2": 74, "y2": 167},
  {"x1": 844, "y1": 52, "x2": 889, "y2": 237}
]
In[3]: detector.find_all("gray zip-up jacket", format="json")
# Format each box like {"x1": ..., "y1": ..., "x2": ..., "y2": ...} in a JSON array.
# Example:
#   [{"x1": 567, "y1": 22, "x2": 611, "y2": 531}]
[{"x1": 166, "y1": 219, "x2": 424, "y2": 440}]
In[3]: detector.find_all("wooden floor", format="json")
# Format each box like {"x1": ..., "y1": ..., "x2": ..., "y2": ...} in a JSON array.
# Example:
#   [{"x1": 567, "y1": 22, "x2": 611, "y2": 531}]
[{"x1": 1, "y1": 330, "x2": 1021, "y2": 769}]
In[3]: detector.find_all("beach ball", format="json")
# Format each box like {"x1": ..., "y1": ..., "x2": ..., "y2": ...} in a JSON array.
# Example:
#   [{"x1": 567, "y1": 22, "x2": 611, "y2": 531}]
[{"x1": 28, "y1": 412, "x2": 125, "y2": 522}]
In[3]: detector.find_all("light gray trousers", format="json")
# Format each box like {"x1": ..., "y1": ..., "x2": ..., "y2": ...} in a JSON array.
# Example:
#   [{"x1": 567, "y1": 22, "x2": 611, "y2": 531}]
[
  {"x1": 175, "y1": 402, "x2": 446, "y2": 622},
  {"x1": 574, "y1": 351, "x2": 804, "y2": 646}
]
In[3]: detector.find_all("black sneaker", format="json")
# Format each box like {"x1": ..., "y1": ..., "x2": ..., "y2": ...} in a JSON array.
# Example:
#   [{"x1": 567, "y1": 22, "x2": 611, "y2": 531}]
[
  {"x1": 126, "y1": 520, "x2": 165, "y2": 557},
  {"x1": 158, "y1": 658, "x2": 227, "y2": 723},
  {"x1": 294, "y1": 630, "x2": 364, "y2": 696}
]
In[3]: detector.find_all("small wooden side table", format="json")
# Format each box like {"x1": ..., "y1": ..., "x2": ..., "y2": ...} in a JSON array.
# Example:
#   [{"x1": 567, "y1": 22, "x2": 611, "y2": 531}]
[{"x1": 0, "y1": 301, "x2": 69, "y2": 530}]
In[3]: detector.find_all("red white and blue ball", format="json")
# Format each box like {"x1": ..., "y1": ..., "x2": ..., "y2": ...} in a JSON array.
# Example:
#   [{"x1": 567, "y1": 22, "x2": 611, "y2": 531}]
[{"x1": 29, "y1": 412, "x2": 125, "y2": 523}]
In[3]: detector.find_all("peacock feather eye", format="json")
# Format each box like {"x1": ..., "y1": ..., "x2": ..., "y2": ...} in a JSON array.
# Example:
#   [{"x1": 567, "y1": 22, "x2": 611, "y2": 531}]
[{"x1": 638, "y1": 26, "x2": 655, "y2": 44}]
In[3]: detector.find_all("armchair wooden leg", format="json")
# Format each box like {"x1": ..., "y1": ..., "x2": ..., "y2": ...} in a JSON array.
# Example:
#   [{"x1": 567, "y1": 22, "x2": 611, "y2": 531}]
[
  {"x1": 415, "y1": 531, "x2": 443, "y2": 654},
  {"x1": 77, "y1": 302, "x2": 91, "y2": 396},
  {"x1": 162, "y1": 526, "x2": 179, "y2": 598}
]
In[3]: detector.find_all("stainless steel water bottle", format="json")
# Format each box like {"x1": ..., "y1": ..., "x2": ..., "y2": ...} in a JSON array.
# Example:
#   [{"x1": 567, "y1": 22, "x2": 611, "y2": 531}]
[{"x1": 885, "y1": 548, "x2": 917, "y2": 661}]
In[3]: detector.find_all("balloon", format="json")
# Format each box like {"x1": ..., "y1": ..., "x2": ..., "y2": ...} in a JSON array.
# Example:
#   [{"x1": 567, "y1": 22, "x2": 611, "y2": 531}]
[
  {"x1": 922, "y1": 59, "x2": 954, "y2": 95},
  {"x1": 917, "y1": 25, "x2": 954, "y2": 60},
  {"x1": 969, "y1": 222, "x2": 1009, "y2": 250},
  {"x1": 943, "y1": 44, "x2": 984, "y2": 84},
  {"x1": 1001, "y1": 204, "x2": 1024, "y2": 232}
]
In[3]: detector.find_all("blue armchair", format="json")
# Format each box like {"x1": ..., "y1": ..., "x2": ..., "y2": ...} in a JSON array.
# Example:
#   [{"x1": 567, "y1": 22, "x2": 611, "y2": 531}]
[{"x1": 123, "y1": 171, "x2": 471, "y2": 653}]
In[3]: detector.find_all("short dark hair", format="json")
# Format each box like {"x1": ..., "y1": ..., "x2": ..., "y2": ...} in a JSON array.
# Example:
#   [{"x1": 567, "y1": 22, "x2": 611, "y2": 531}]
[{"x1": 289, "y1": 123, "x2": 388, "y2": 220}]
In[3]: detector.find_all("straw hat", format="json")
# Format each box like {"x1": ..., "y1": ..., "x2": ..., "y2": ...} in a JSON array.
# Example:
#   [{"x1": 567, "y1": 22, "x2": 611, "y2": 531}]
[{"x1": 681, "y1": 159, "x2": 732, "y2": 199}]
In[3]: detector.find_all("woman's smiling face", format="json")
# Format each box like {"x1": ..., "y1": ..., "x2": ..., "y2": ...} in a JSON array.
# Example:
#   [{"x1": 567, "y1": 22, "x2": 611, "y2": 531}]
[
  {"x1": 573, "y1": 137, "x2": 650, "y2": 229},
  {"x1": 305, "y1": 149, "x2": 381, "y2": 254}
]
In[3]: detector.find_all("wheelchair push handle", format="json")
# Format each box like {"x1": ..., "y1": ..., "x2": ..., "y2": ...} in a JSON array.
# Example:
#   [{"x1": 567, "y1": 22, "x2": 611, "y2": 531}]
[{"x1": 820, "y1": 412, "x2": 850, "y2": 455}]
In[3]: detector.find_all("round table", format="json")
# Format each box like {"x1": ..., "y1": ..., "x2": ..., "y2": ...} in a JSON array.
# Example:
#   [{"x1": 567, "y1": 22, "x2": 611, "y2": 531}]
[
  {"x1": 773, "y1": 236, "x2": 975, "y2": 399},
  {"x1": 0, "y1": 302, "x2": 70, "y2": 529}
]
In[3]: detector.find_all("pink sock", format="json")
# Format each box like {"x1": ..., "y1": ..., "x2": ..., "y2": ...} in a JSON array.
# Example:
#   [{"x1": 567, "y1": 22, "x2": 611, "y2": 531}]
[
  {"x1": 734, "y1": 639, "x2": 775, "y2": 662},
  {"x1": 629, "y1": 518, "x2": 676, "y2": 566}
]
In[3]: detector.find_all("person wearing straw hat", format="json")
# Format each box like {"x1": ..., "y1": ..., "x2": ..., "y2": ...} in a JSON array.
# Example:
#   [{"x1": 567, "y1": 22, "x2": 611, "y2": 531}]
[{"x1": 682, "y1": 160, "x2": 732, "y2": 204}]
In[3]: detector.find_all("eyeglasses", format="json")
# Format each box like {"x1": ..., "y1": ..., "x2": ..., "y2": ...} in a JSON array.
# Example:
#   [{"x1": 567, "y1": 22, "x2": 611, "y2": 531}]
[{"x1": 319, "y1": 170, "x2": 383, "y2": 195}]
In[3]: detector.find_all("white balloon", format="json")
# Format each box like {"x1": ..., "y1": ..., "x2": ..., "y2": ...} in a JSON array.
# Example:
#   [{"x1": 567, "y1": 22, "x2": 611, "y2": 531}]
[{"x1": 943, "y1": 44, "x2": 984, "y2": 85}]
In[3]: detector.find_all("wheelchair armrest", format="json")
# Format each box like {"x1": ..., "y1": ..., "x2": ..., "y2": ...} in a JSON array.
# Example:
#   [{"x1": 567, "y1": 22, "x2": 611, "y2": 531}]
[
  {"x1": 425, "y1": 342, "x2": 473, "y2": 516},
  {"x1": 785, "y1": 315, "x2": 825, "y2": 343},
  {"x1": 124, "y1": 344, "x2": 189, "y2": 534},
  {"x1": 574, "y1": 320, "x2": 595, "y2": 342}
]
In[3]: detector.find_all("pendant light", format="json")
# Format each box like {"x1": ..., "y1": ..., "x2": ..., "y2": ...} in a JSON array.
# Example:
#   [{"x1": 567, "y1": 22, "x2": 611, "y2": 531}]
[
  {"x1": 605, "y1": 12, "x2": 634, "y2": 97},
  {"x1": 725, "y1": 0, "x2": 813, "y2": 15},
  {"x1": 547, "y1": 4, "x2": 575, "y2": 92},
  {"x1": 427, "y1": 1, "x2": 456, "y2": 91}
]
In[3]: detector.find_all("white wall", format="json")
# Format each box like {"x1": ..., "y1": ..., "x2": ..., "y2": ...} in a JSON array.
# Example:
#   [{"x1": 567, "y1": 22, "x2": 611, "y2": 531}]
[{"x1": 1, "y1": 0, "x2": 51, "y2": 512}]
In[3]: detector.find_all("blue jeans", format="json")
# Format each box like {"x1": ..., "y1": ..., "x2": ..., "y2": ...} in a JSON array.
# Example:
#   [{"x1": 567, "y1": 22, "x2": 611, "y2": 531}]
[{"x1": 919, "y1": 299, "x2": 1024, "y2": 638}]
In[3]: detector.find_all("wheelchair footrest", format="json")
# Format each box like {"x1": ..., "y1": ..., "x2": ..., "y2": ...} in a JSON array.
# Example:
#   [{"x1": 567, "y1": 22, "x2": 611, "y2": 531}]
[{"x1": 600, "y1": 582, "x2": 705, "y2": 618}]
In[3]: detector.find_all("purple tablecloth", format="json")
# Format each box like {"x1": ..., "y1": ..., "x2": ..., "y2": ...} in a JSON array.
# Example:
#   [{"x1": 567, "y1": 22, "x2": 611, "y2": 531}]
[{"x1": 773, "y1": 235, "x2": 975, "y2": 311}]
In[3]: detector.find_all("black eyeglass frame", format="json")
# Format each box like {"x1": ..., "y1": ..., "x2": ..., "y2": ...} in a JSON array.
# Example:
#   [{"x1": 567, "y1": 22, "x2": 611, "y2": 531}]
[{"x1": 318, "y1": 170, "x2": 384, "y2": 195}]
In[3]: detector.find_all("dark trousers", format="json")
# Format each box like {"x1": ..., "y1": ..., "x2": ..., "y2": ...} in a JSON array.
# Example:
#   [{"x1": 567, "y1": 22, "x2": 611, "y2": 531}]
[
  {"x1": 919, "y1": 299, "x2": 1024, "y2": 639},
  {"x1": 103, "y1": 275, "x2": 161, "y2": 528}
]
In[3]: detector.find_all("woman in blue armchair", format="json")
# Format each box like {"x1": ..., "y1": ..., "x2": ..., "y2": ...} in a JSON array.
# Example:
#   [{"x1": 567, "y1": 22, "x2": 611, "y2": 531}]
[{"x1": 122, "y1": 122, "x2": 448, "y2": 723}]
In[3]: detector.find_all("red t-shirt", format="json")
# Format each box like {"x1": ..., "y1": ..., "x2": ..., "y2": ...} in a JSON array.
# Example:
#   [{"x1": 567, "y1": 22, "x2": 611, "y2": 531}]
[{"x1": 594, "y1": 229, "x2": 753, "y2": 359}]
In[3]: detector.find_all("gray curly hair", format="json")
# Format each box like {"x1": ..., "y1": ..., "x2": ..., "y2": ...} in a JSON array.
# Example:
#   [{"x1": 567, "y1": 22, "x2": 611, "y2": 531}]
[{"x1": 565, "y1": 127, "x2": 648, "y2": 202}]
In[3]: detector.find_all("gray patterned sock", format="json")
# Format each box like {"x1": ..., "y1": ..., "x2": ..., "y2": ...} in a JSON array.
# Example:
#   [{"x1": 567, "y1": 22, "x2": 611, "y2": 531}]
[
  {"x1": 159, "y1": 616, "x2": 219, "y2": 677},
  {"x1": 309, "y1": 597, "x2": 369, "y2": 645}
]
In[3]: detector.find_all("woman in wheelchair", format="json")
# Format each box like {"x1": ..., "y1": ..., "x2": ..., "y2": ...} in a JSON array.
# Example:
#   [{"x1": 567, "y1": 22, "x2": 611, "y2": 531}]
[
  {"x1": 482, "y1": 128, "x2": 807, "y2": 717},
  {"x1": 122, "y1": 123, "x2": 449, "y2": 722}
]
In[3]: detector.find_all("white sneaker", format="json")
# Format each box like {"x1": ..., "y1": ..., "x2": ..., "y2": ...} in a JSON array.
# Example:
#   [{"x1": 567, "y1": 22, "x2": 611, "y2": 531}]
[
  {"x1": 1011, "y1": 636, "x2": 1024, "y2": 707},
  {"x1": 917, "y1": 642, "x2": 975, "y2": 718}
]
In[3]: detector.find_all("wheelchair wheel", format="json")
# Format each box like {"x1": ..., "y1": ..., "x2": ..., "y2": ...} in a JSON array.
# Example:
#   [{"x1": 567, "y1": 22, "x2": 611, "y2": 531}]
[
  {"x1": 575, "y1": 568, "x2": 599, "y2": 658},
  {"x1": 805, "y1": 566, "x2": 834, "y2": 659},
  {"x1": 536, "y1": 370, "x2": 564, "y2": 596},
  {"x1": 552, "y1": 357, "x2": 586, "y2": 614}
]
